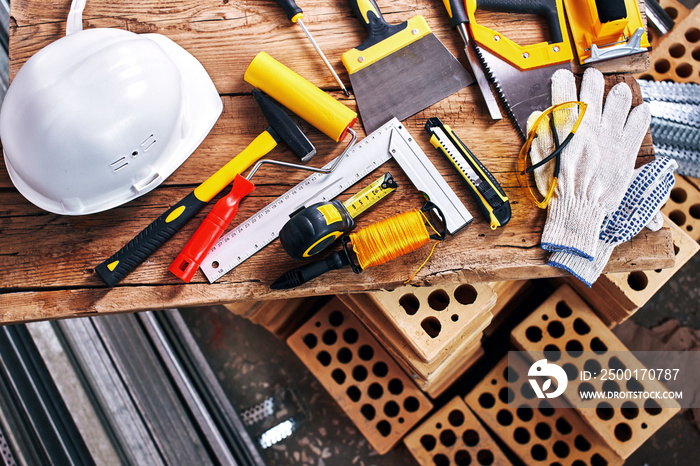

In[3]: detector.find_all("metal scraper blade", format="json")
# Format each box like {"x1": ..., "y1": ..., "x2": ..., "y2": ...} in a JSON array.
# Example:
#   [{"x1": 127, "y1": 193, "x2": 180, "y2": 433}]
[
  {"x1": 349, "y1": 33, "x2": 474, "y2": 134},
  {"x1": 473, "y1": 44, "x2": 571, "y2": 139}
]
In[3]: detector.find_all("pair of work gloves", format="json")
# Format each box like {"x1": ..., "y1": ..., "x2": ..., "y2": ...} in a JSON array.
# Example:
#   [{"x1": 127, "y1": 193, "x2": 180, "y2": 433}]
[{"x1": 527, "y1": 68, "x2": 677, "y2": 287}]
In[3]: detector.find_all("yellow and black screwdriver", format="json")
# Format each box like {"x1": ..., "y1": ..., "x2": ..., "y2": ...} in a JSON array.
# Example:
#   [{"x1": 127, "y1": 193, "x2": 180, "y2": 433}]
[{"x1": 274, "y1": 0, "x2": 350, "y2": 97}]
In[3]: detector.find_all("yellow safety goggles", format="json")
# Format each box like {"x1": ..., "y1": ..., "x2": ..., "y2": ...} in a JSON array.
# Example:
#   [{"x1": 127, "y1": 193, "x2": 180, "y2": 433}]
[{"x1": 517, "y1": 101, "x2": 587, "y2": 209}]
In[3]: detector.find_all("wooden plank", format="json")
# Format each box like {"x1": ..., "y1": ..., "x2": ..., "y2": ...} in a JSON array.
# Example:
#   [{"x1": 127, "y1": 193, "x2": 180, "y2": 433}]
[{"x1": 0, "y1": 0, "x2": 670, "y2": 322}]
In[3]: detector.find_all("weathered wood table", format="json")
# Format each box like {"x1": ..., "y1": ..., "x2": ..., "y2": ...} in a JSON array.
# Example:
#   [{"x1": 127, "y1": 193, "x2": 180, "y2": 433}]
[{"x1": 0, "y1": 0, "x2": 672, "y2": 323}]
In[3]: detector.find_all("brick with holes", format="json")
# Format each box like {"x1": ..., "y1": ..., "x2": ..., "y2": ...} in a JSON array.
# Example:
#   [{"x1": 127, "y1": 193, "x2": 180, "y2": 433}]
[
  {"x1": 567, "y1": 214, "x2": 699, "y2": 326},
  {"x1": 465, "y1": 354, "x2": 623, "y2": 465},
  {"x1": 661, "y1": 175, "x2": 700, "y2": 242},
  {"x1": 510, "y1": 284, "x2": 681, "y2": 459},
  {"x1": 287, "y1": 297, "x2": 433, "y2": 454},
  {"x1": 404, "y1": 396, "x2": 510, "y2": 466}
]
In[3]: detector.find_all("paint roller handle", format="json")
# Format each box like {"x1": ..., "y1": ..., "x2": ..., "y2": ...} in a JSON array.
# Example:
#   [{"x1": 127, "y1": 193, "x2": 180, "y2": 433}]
[
  {"x1": 478, "y1": 0, "x2": 563, "y2": 43},
  {"x1": 347, "y1": 0, "x2": 406, "y2": 49},
  {"x1": 275, "y1": 0, "x2": 303, "y2": 22},
  {"x1": 442, "y1": 0, "x2": 469, "y2": 29}
]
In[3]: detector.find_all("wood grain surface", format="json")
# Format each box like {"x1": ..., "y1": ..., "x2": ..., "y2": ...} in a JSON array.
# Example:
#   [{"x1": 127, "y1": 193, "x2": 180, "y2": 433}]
[{"x1": 0, "y1": 0, "x2": 671, "y2": 323}]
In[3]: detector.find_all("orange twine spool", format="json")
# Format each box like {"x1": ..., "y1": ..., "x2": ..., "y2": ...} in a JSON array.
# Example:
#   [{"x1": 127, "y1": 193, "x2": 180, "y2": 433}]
[{"x1": 348, "y1": 209, "x2": 441, "y2": 281}]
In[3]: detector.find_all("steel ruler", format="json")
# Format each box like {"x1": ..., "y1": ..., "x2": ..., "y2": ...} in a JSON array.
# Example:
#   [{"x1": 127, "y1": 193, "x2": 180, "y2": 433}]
[{"x1": 201, "y1": 119, "x2": 408, "y2": 282}]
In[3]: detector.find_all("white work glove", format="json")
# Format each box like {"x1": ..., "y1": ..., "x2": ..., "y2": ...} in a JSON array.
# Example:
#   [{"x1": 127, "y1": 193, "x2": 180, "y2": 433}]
[
  {"x1": 526, "y1": 68, "x2": 651, "y2": 260},
  {"x1": 548, "y1": 156, "x2": 677, "y2": 286}
]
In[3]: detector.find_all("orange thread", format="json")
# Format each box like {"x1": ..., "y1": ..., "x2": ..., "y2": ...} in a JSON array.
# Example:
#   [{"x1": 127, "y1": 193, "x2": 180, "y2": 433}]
[{"x1": 348, "y1": 210, "x2": 438, "y2": 280}]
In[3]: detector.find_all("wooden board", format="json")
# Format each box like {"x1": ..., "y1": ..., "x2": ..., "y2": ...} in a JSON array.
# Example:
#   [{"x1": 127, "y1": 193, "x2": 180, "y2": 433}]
[{"x1": 0, "y1": 0, "x2": 672, "y2": 323}]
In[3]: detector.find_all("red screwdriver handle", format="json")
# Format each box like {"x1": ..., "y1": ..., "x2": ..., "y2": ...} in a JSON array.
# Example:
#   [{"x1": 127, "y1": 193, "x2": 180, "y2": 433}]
[{"x1": 170, "y1": 174, "x2": 256, "y2": 282}]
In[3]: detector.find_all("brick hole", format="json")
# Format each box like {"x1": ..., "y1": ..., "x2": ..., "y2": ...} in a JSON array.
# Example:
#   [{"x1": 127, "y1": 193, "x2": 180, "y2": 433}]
[
  {"x1": 496, "y1": 409, "x2": 513, "y2": 426},
  {"x1": 358, "y1": 344, "x2": 374, "y2": 361},
  {"x1": 674, "y1": 242, "x2": 680, "y2": 255},
  {"x1": 526, "y1": 326, "x2": 544, "y2": 342},
  {"x1": 328, "y1": 310, "x2": 344, "y2": 326},
  {"x1": 669, "y1": 209, "x2": 687, "y2": 226},
  {"x1": 352, "y1": 365, "x2": 368, "y2": 382},
  {"x1": 454, "y1": 450, "x2": 471, "y2": 466},
  {"x1": 530, "y1": 444, "x2": 548, "y2": 461},
  {"x1": 343, "y1": 328, "x2": 359, "y2": 344},
  {"x1": 535, "y1": 422, "x2": 552, "y2": 440},
  {"x1": 361, "y1": 404, "x2": 375, "y2": 420},
  {"x1": 331, "y1": 368, "x2": 346, "y2": 385},
  {"x1": 499, "y1": 387, "x2": 515, "y2": 404},
  {"x1": 384, "y1": 400, "x2": 400, "y2": 418},
  {"x1": 638, "y1": 74, "x2": 653, "y2": 80},
  {"x1": 477, "y1": 450, "x2": 494, "y2": 465},
  {"x1": 404, "y1": 396, "x2": 421, "y2": 412},
  {"x1": 314, "y1": 321, "x2": 321, "y2": 328},
  {"x1": 572, "y1": 461, "x2": 587, "y2": 466},
  {"x1": 553, "y1": 440, "x2": 570, "y2": 458},
  {"x1": 676, "y1": 63, "x2": 693, "y2": 78},
  {"x1": 538, "y1": 399, "x2": 555, "y2": 417},
  {"x1": 669, "y1": 43, "x2": 687, "y2": 58},
  {"x1": 614, "y1": 422, "x2": 633, "y2": 442},
  {"x1": 665, "y1": 6, "x2": 678, "y2": 19},
  {"x1": 655, "y1": 59, "x2": 671, "y2": 74},
  {"x1": 322, "y1": 329, "x2": 337, "y2": 345},
  {"x1": 578, "y1": 382, "x2": 595, "y2": 401},
  {"x1": 573, "y1": 318, "x2": 591, "y2": 335},
  {"x1": 433, "y1": 453, "x2": 449, "y2": 466},
  {"x1": 584, "y1": 359, "x2": 602, "y2": 375},
  {"x1": 399, "y1": 417, "x2": 404, "y2": 424},
  {"x1": 627, "y1": 271, "x2": 649, "y2": 291},
  {"x1": 478, "y1": 392, "x2": 496, "y2": 408},
  {"x1": 454, "y1": 284, "x2": 478, "y2": 305},
  {"x1": 591, "y1": 453, "x2": 607, "y2": 466},
  {"x1": 428, "y1": 289, "x2": 450, "y2": 311},
  {"x1": 388, "y1": 378, "x2": 404, "y2": 395},
  {"x1": 563, "y1": 363, "x2": 578, "y2": 381},
  {"x1": 547, "y1": 320, "x2": 565, "y2": 338},
  {"x1": 596, "y1": 401, "x2": 615, "y2": 420},
  {"x1": 627, "y1": 378, "x2": 644, "y2": 392},
  {"x1": 542, "y1": 314, "x2": 549, "y2": 321},
  {"x1": 376, "y1": 420, "x2": 392, "y2": 437},
  {"x1": 451, "y1": 314, "x2": 459, "y2": 322},
  {"x1": 399, "y1": 293, "x2": 420, "y2": 316},
  {"x1": 566, "y1": 340, "x2": 584, "y2": 357},
  {"x1": 463, "y1": 429, "x2": 480, "y2": 446},
  {"x1": 337, "y1": 347, "x2": 353, "y2": 364},
  {"x1": 609, "y1": 356, "x2": 626, "y2": 371},
  {"x1": 544, "y1": 344, "x2": 562, "y2": 361},
  {"x1": 372, "y1": 361, "x2": 388, "y2": 377},
  {"x1": 686, "y1": 27, "x2": 700, "y2": 43},
  {"x1": 440, "y1": 429, "x2": 457, "y2": 447},
  {"x1": 694, "y1": 47, "x2": 700, "y2": 62},
  {"x1": 448, "y1": 409, "x2": 465, "y2": 427},
  {"x1": 420, "y1": 434, "x2": 437, "y2": 451},
  {"x1": 670, "y1": 187, "x2": 688, "y2": 203},
  {"x1": 621, "y1": 401, "x2": 639, "y2": 419},
  {"x1": 303, "y1": 333, "x2": 318, "y2": 349},
  {"x1": 504, "y1": 365, "x2": 519, "y2": 382},
  {"x1": 574, "y1": 434, "x2": 591, "y2": 452},
  {"x1": 602, "y1": 379, "x2": 620, "y2": 395},
  {"x1": 642, "y1": 422, "x2": 648, "y2": 429},
  {"x1": 521, "y1": 382, "x2": 536, "y2": 400},
  {"x1": 688, "y1": 225, "x2": 694, "y2": 232},
  {"x1": 367, "y1": 382, "x2": 383, "y2": 399},
  {"x1": 555, "y1": 417, "x2": 572, "y2": 435},
  {"x1": 644, "y1": 398, "x2": 662, "y2": 415},
  {"x1": 514, "y1": 426, "x2": 531, "y2": 444},
  {"x1": 317, "y1": 351, "x2": 331, "y2": 366},
  {"x1": 517, "y1": 405, "x2": 534, "y2": 422},
  {"x1": 346, "y1": 385, "x2": 361, "y2": 402},
  {"x1": 690, "y1": 203, "x2": 700, "y2": 219},
  {"x1": 422, "y1": 317, "x2": 442, "y2": 338},
  {"x1": 590, "y1": 337, "x2": 608, "y2": 354},
  {"x1": 555, "y1": 301, "x2": 573, "y2": 318}
]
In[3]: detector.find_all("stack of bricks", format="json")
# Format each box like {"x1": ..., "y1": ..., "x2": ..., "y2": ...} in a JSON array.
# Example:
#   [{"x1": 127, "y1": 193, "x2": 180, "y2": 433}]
[
  {"x1": 286, "y1": 297, "x2": 433, "y2": 454},
  {"x1": 510, "y1": 284, "x2": 681, "y2": 460},
  {"x1": 338, "y1": 282, "x2": 497, "y2": 398},
  {"x1": 636, "y1": 0, "x2": 700, "y2": 83}
]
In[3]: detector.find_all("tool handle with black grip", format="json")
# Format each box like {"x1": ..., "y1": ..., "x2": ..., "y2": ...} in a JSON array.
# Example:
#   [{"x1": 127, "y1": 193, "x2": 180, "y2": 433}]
[
  {"x1": 347, "y1": 0, "x2": 406, "y2": 49},
  {"x1": 442, "y1": 0, "x2": 469, "y2": 29},
  {"x1": 96, "y1": 191, "x2": 206, "y2": 287},
  {"x1": 275, "y1": 0, "x2": 303, "y2": 21},
  {"x1": 477, "y1": 0, "x2": 563, "y2": 42},
  {"x1": 271, "y1": 251, "x2": 350, "y2": 289}
]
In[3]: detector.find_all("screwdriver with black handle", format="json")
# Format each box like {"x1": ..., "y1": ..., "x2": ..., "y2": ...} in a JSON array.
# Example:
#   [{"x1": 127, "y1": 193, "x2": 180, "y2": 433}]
[{"x1": 274, "y1": 0, "x2": 350, "y2": 97}]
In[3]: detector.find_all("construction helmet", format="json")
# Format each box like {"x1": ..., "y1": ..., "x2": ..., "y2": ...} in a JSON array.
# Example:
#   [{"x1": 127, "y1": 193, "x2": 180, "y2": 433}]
[{"x1": 0, "y1": 26, "x2": 222, "y2": 215}]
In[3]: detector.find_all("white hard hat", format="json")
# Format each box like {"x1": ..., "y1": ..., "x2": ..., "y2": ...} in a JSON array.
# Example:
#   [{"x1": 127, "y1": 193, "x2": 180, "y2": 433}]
[{"x1": 0, "y1": 26, "x2": 222, "y2": 215}]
